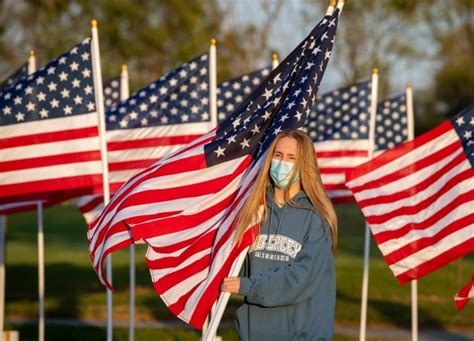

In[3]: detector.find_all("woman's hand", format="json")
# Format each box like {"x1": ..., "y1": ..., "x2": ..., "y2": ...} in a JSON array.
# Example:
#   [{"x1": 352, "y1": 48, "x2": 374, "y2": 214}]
[{"x1": 220, "y1": 277, "x2": 240, "y2": 294}]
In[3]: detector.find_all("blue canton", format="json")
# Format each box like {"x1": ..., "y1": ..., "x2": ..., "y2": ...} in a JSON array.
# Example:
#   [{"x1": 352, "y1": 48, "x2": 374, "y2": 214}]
[
  {"x1": 106, "y1": 54, "x2": 209, "y2": 131},
  {"x1": 451, "y1": 104, "x2": 474, "y2": 168},
  {"x1": 0, "y1": 62, "x2": 28, "y2": 92},
  {"x1": 103, "y1": 77, "x2": 121, "y2": 110},
  {"x1": 375, "y1": 94, "x2": 409, "y2": 150},
  {"x1": 0, "y1": 38, "x2": 95, "y2": 126}
]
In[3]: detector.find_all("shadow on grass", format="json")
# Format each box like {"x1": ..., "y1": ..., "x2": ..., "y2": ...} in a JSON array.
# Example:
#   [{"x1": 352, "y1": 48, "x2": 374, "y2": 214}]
[{"x1": 336, "y1": 289, "x2": 444, "y2": 329}]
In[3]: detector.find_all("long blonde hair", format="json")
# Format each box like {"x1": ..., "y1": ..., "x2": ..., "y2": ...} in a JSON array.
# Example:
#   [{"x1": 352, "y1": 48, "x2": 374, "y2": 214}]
[{"x1": 234, "y1": 130, "x2": 338, "y2": 254}]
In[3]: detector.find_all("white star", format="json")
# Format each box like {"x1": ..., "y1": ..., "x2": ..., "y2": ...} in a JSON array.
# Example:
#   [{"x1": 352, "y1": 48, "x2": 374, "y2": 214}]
[
  {"x1": 141, "y1": 118, "x2": 148, "y2": 126},
  {"x1": 300, "y1": 75, "x2": 308, "y2": 84},
  {"x1": 232, "y1": 117, "x2": 241, "y2": 128},
  {"x1": 464, "y1": 130, "x2": 472, "y2": 139},
  {"x1": 169, "y1": 78, "x2": 178, "y2": 86},
  {"x1": 305, "y1": 62, "x2": 315, "y2": 70},
  {"x1": 470, "y1": 117, "x2": 474, "y2": 126},
  {"x1": 61, "y1": 89, "x2": 70, "y2": 98},
  {"x1": 87, "y1": 102, "x2": 95, "y2": 111},
  {"x1": 48, "y1": 82, "x2": 57, "y2": 91},
  {"x1": 263, "y1": 111, "x2": 272, "y2": 121},
  {"x1": 130, "y1": 111, "x2": 138, "y2": 120},
  {"x1": 161, "y1": 101, "x2": 169, "y2": 109},
  {"x1": 325, "y1": 50, "x2": 331, "y2": 60},
  {"x1": 50, "y1": 98, "x2": 60, "y2": 108},
  {"x1": 170, "y1": 107, "x2": 178, "y2": 115},
  {"x1": 26, "y1": 102, "x2": 35, "y2": 111},
  {"x1": 37, "y1": 92, "x2": 46, "y2": 101},
  {"x1": 227, "y1": 135, "x2": 237, "y2": 144},
  {"x1": 64, "y1": 105, "x2": 73, "y2": 115},
  {"x1": 321, "y1": 32, "x2": 328, "y2": 41},
  {"x1": 3, "y1": 106, "x2": 12, "y2": 115},
  {"x1": 84, "y1": 85, "x2": 93, "y2": 94},
  {"x1": 70, "y1": 62, "x2": 79, "y2": 71},
  {"x1": 240, "y1": 138, "x2": 250, "y2": 149},
  {"x1": 190, "y1": 76, "x2": 198, "y2": 83},
  {"x1": 59, "y1": 71, "x2": 68, "y2": 81},
  {"x1": 200, "y1": 82, "x2": 208, "y2": 90},
  {"x1": 263, "y1": 88, "x2": 272, "y2": 100},
  {"x1": 456, "y1": 116, "x2": 465, "y2": 126},
  {"x1": 181, "y1": 114, "x2": 189, "y2": 122},
  {"x1": 82, "y1": 68, "x2": 91, "y2": 78},
  {"x1": 251, "y1": 124, "x2": 260, "y2": 135},
  {"x1": 47, "y1": 66, "x2": 56, "y2": 75},
  {"x1": 58, "y1": 57, "x2": 67, "y2": 64},
  {"x1": 180, "y1": 99, "x2": 188, "y2": 107},
  {"x1": 200, "y1": 67, "x2": 207, "y2": 76},
  {"x1": 161, "y1": 116, "x2": 168, "y2": 124},
  {"x1": 280, "y1": 113, "x2": 289, "y2": 122},
  {"x1": 25, "y1": 86, "x2": 33, "y2": 95},
  {"x1": 272, "y1": 73, "x2": 281, "y2": 84},
  {"x1": 139, "y1": 103, "x2": 148, "y2": 112},
  {"x1": 273, "y1": 126, "x2": 283, "y2": 135},
  {"x1": 180, "y1": 84, "x2": 188, "y2": 92},
  {"x1": 81, "y1": 52, "x2": 90, "y2": 61},
  {"x1": 312, "y1": 46, "x2": 322, "y2": 55},
  {"x1": 295, "y1": 111, "x2": 303, "y2": 121},
  {"x1": 13, "y1": 96, "x2": 22, "y2": 105},
  {"x1": 15, "y1": 112, "x2": 25, "y2": 121},
  {"x1": 201, "y1": 112, "x2": 210, "y2": 120},
  {"x1": 73, "y1": 95, "x2": 83, "y2": 105},
  {"x1": 150, "y1": 95, "x2": 158, "y2": 103},
  {"x1": 329, "y1": 18, "x2": 336, "y2": 27},
  {"x1": 39, "y1": 108, "x2": 48, "y2": 118},
  {"x1": 287, "y1": 101, "x2": 296, "y2": 110},
  {"x1": 72, "y1": 78, "x2": 81, "y2": 88},
  {"x1": 119, "y1": 119, "x2": 128, "y2": 128},
  {"x1": 214, "y1": 146, "x2": 226, "y2": 157},
  {"x1": 179, "y1": 69, "x2": 188, "y2": 78},
  {"x1": 191, "y1": 105, "x2": 199, "y2": 114},
  {"x1": 293, "y1": 89, "x2": 302, "y2": 98}
]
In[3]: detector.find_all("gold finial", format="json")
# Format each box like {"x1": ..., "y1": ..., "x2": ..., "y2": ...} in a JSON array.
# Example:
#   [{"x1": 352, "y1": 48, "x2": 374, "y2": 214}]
[
  {"x1": 272, "y1": 52, "x2": 279, "y2": 61},
  {"x1": 121, "y1": 64, "x2": 128, "y2": 73},
  {"x1": 373, "y1": 68, "x2": 379, "y2": 75},
  {"x1": 91, "y1": 19, "x2": 98, "y2": 28},
  {"x1": 29, "y1": 49, "x2": 35, "y2": 57},
  {"x1": 210, "y1": 38, "x2": 217, "y2": 46},
  {"x1": 329, "y1": 0, "x2": 337, "y2": 6},
  {"x1": 406, "y1": 82, "x2": 412, "y2": 89}
]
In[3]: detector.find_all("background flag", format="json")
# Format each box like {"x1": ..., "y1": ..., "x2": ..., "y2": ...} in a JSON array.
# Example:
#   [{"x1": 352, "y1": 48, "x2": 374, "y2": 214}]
[
  {"x1": 375, "y1": 93, "x2": 409, "y2": 153},
  {"x1": 346, "y1": 105, "x2": 474, "y2": 284},
  {"x1": 304, "y1": 80, "x2": 372, "y2": 203},
  {"x1": 0, "y1": 38, "x2": 104, "y2": 203},
  {"x1": 455, "y1": 272, "x2": 474, "y2": 311},
  {"x1": 88, "y1": 7, "x2": 341, "y2": 329},
  {"x1": 0, "y1": 62, "x2": 28, "y2": 92}
]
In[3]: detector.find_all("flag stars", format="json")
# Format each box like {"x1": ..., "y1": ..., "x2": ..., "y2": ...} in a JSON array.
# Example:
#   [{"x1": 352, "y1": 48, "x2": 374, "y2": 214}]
[
  {"x1": 263, "y1": 111, "x2": 272, "y2": 121},
  {"x1": 141, "y1": 118, "x2": 148, "y2": 126},
  {"x1": 15, "y1": 112, "x2": 25, "y2": 121},
  {"x1": 37, "y1": 92, "x2": 47, "y2": 101},
  {"x1": 240, "y1": 138, "x2": 250, "y2": 149},
  {"x1": 139, "y1": 103, "x2": 148, "y2": 112},
  {"x1": 70, "y1": 61, "x2": 79, "y2": 71},
  {"x1": 251, "y1": 124, "x2": 261, "y2": 135},
  {"x1": 25, "y1": 86, "x2": 34, "y2": 95},
  {"x1": 227, "y1": 134, "x2": 237, "y2": 144},
  {"x1": 325, "y1": 50, "x2": 331, "y2": 60},
  {"x1": 50, "y1": 98, "x2": 59, "y2": 108},
  {"x1": 64, "y1": 105, "x2": 73, "y2": 115},
  {"x1": 13, "y1": 96, "x2": 22, "y2": 105},
  {"x1": 456, "y1": 116, "x2": 465, "y2": 126},
  {"x1": 26, "y1": 102, "x2": 35, "y2": 111},
  {"x1": 72, "y1": 78, "x2": 81, "y2": 88},
  {"x1": 84, "y1": 85, "x2": 93, "y2": 94},
  {"x1": 73, "y1": 95, "x2": 83, "y2": 105},
  {"x1": 130, "y1": 111, "x2": 138, "y2": 120},
  {"x1": 464, "y1": 130, "x2": 472, "y2": 140},
  {"x1": 47, "y1": 66, "x2": 56, "y2": 75},
  {"x1": 87, "y1": 102, "x2": 95, "y2": 111},
  {"x1": 119, "y1": 119, "x2": 128, "y2": 128},
  {"x1": 3, "y1": 106, "x2": 12, "y2": 115},
  {"x1": 61, "y1": 88, "x2": 70, "y2": 98},
  {"x1": 263, "y1": 88, "x2": 272, "y2": 100},
  {"x1": 150, "y1": 95, "x2": 158, "y2": 103},
  {"x1": 39, "y1": 108, "x2": 48, "y2": 118},
  {"x1": 181, "y1": 114, "x2": 189, "y2": 122},
  {"x1": 214, "y1": 146, "x2": 226, "y2": 158},
  {"x1": 280, "y1": 113, "x2": 289, "y2": 123},
  {"x1": 81, "y1": 52, "x2": 90, "y2": 61},
  {"x1": 82, "y1": 68, "x2": 91, "y2": 78},
  {"x1": 48, "y1": 82, "x2": 57, "y2": 91},
  {"x1": 59, "y1": 71, "x2": 68, "y2": 81},
  {"x1": 160, "y1": 116, "x2": 169, "y2": 124}
]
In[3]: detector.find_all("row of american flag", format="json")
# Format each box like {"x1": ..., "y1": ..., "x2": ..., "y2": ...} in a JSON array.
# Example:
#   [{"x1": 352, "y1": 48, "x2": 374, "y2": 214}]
[{"x1": 1, "y1": 4, "x2": 472, "y2": 329}]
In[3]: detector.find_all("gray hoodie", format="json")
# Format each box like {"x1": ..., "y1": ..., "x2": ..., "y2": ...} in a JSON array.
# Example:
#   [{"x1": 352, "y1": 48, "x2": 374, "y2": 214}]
[{"x1": 236, "y1": 188, "x2": 336, "y2": 341}]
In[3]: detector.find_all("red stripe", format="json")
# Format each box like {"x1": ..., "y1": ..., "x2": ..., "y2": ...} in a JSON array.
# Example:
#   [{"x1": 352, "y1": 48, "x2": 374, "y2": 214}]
[
  {"x1": 366, "y1": 175, "x2": 473, "y2": 226},
  {"x1": 383, "y1": 213, "x2": 474, "y2": 265},
  {"x1": 330, "y1": 195, "x2": 355, "y2": 204},
  {"x1": 164, "y1": 282, "x2": 201, "y2": 319},
  {"x1": 0, "y1": 126, "x2": 99, "y2": 149},
  {"x1": 316, "y1": 150, "x2": 368, "y2": 158},
  {"x1": 395, "y1": 236, "x2": 474, "y2": 285},
  {"x1": 0, "y1": 150, "x2": 101, "y2": 172},
  {"x1": 79, "y1": 196, "x2": 103, "y2": 214},
  {"x1": 0, "y1": 174, "x2": 102, "y2": 199},
  {"x1": 350, "y1": 139, "x2": 462, "y2": 195},
  {"x1": 358, "y1": 153, "x2": 468, "y2": 209},
  {"x1": 347, "y1": 120, "x2": 453, "y2": 182},
  {"x1": 323, "y1": 183, "x2": 348, "y2": 190},
  {"x1": 319, "y1": 167, "x2": 354, "y2": 174},
  {"x1": 107, "y1": 134, "x2": 201, "y2": 151}
]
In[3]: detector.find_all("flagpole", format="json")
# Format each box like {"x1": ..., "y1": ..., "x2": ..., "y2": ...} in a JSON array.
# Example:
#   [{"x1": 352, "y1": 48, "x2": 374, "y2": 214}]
[
  {"x1": 272, "y1": 53, "x2": 279, "y2": 70},
  {"x1": 28, "y1": 50, "x2": 36, "y2": 75},
  {"x1": 360, "y1": 68, "x2": 378, "y2": 341},
  {"x1": 0, "y1": 215, "x2": 5, "y2": 338},
  {"x1": 120, "y1": 64, "x2": 135, "y2": 341},
  {"x1": 406, "y1": 82, "x2": 418, "y2": 341},
  {"x1": 209, "y1": 38, "x2": 218, "y2": 129},
  {"x1": 37, "y1": 202, "x2": 45, "y2": 341},
  {"x1": 91, "y1": 19, "x2": 113, "y2": 341}
]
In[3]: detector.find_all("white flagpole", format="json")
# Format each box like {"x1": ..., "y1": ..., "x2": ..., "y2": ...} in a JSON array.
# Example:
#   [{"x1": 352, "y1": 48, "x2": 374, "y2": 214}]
[
  {"x1": 359, "y1": 68, "x2": 378, "y2": 341},
  {"x1": 119, "y1": 64, "x2": 135, "y2": 341},
  {"x1": 406, "y1": 83, "x2": 417, "y2": 341},
  {"x1": 91, "y1": 19, "x2": 112, "y2": 341},
  {"x1": 0, "y1": 215, "x2": 5, "y2": 337},
  {"x1": 37, "y1": 202, "x2": 45, "y2": 341},
  {"x1": 28, "y1": 50, "x2": 36, "y2": 75},
  {"x1": 272, "y1": 52, "x2": 279, "y2": 70},
  {"x1": 209, "y1": 38, "x2": 218, "y2": 130}
]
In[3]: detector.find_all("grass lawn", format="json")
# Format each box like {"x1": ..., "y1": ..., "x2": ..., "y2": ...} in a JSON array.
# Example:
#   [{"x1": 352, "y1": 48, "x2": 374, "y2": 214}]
[{"x1": 4, "y1": 202, "x2": 474, "y2": 339}]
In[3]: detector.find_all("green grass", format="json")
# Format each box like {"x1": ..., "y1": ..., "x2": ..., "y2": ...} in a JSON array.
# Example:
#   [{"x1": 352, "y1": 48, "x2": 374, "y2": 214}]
[{"x1": 4, "y1": 202, "x2": 474, "y2": 339}]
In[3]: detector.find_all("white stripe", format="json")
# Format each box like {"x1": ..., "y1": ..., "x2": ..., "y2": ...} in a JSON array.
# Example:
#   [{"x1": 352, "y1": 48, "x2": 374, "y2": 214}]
[
  {"x1": 327, "y1": 190, "x2": 352, "y2": 198},
  {"x1": 95, "y1": 230, "x2": 132, "y2": 281},
  {"x1": 370, "y1": 178, "x2": 474, "y2": 234},
  {"x1": 149, "y1": 249, "x2": 211, "y2": 280},
  {"x1": 378, "y1": 202, "x2": 473, "y2": 255},
  {"x1": 0, "y1": 161, "x2": 102, "y2": 186},
  {"x1": 318, "y1": 156, "x2": 369, "y2": 167},
  {"x1": 361, "y1": 156, "x2": 470, "y2": 216},
  {"x1": 368, "y1": 178, "x2": 473, "y2": 234},
  {"x1": 356, "y1": 149, "x2": 462, "y2": 202},
  {"x1": 0, "y1": 201, "x2": 44, "y2": 210},
  {"x1": 108, "y1": 144, "x2": 183, "y2": 163},
  {"x1": 314, "y1": 139, "x2": 369, "y2": 151},
  {"x1": 390, "y1": 224, "x2": 474, "y2": 276},
  {"x1": 321, "y1": 173, "x2": 346, "y2": 184},
  {"x1": 108, "y1": 169, "x2": 142, "y2": 185},
  {"x1": 106, "y1": 122, "x2": 212, "y2": 142},
  {"x1": 158, "y1": 268, "x2": 208, "y2": 309},
  {"x1": 347, "y1": 128, "x2": 457, "y2": 188},
  {"x1": 0, "y1": 136, "x2": 101, "y2": 162},
  {"x1": 0, "y1": 112, "x2": 99, "y2": 138}
]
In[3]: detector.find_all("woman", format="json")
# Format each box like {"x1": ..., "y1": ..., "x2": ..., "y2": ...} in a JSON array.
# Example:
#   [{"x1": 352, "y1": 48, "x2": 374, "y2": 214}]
[{"x1": 221, "y1": 130, "x2": 338, "y2": 340}]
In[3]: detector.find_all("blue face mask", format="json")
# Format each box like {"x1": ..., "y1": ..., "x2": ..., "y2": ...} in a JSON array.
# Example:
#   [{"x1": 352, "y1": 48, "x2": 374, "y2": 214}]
[{"x1": 270, "y1": 159, "x2": 300, "y2": 189}]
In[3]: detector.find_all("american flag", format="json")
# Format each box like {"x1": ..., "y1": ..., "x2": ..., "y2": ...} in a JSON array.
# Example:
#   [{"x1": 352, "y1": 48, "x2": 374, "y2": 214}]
[
  {"x1": 304, "y1": 80, "x2": 372, "y2": 203},
  {"x1": 217, "y1": 67, "x2": 271, "y2": 123},
  {"x1": 0, "y1": 62, "x2": 28, "y2": 92},
  {"x1": 103, "y1": 77, "x2": 121, "y2": 109},
  {"x1": 455, "y1": 272, "x2": 474, "y2": 311},
  {"x1": 78, "y1": 54, "x2": 213, "y2": 223},
  {"x1": 375, "y1": 93, "x2": 409, "y2": 152},
  {"x1": 346, "y1": 104, "x2": 474, "y2": 285},
  {"x1": 88, "y1": 8, "x2": 341, "y2": 329},
  {"x1": 0, "y1": 38, "x2": 103, "y2": 202}
]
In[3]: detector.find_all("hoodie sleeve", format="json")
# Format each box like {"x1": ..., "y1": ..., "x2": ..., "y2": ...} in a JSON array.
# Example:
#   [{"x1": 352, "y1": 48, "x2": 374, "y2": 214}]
[{"x1": 238, "y1": 213, "x2": 332, "y2": 307}]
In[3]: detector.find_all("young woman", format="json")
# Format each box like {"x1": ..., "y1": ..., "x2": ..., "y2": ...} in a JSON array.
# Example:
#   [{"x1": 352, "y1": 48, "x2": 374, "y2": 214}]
[{"x1": 221, "y1": 130, "x2": 338, "y2": 340}]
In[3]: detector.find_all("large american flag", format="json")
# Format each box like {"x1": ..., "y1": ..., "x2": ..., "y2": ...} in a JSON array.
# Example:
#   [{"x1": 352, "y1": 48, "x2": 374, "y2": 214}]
[
  {"x1": 304, "y1": 80, "x2": 372, "y2": 203},
  {"x1": 217, "y1": 67, "x2": 271, "y2": 123},
  {"x1": 88, "y1": 8, "x2": 341, "y2": 329},
  {"x1": 0, "y1": 38, "x2": 103, "y2": 205},
  {"x1": 0, "y1": 62, "x2": 28, "y2": 92},
  {"x1": 375, "y1": 93, "x2": 409, "y2": 152},
  {"x1": 346, "y1": 104, "x2": 474, "y2": 285},
  {"x1": 78, "y1": 54, "x2": 212, "y2": 223}
]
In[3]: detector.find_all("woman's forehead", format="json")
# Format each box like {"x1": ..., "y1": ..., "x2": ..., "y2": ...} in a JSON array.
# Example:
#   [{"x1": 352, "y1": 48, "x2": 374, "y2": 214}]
[{"x1": 274, "y1": 136, "x2": 298, "y2": 154}]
